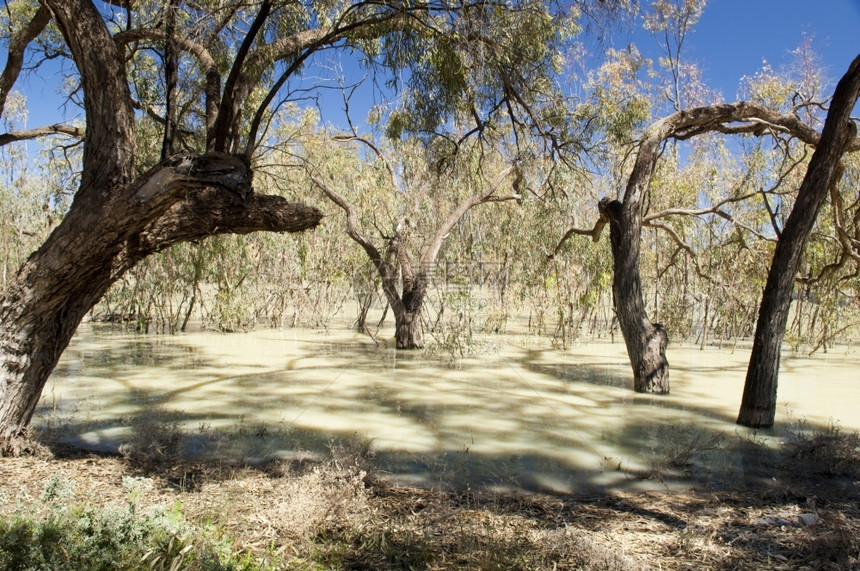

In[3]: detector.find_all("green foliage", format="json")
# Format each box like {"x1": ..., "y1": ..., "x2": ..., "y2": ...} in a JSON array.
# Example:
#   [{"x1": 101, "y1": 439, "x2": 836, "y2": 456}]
[{"x1": 0, "y1": 476, "x2": 261, "y2": 571}]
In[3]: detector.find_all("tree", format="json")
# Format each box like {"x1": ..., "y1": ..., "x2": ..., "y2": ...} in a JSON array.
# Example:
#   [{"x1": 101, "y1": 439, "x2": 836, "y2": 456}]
[
  {"x1": 737, "y1": 54, "x2": 860, "y2": 428},
  {"x1": 555, "y1": 99, "x2": 848, "y2": 393},
  {"x1": 0, "y1": 0, "x2": 599, "y2": 445},
  {"x1": 312, "y1": 161, "x2": 516, "y2": 349},
  {"x1": 0, "y1": 0, "x2": 327, "y2": 447}
]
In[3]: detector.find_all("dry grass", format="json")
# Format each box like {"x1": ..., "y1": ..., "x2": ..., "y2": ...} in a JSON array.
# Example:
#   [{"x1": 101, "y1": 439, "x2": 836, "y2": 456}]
[{"x1": 1, "y1": 433, "x2": 859, "y2": 570}]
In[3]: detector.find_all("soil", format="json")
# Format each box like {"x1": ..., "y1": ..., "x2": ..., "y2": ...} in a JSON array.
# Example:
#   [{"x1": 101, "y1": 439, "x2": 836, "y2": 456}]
[{"x1": 1, "y1": 441, "x2": 858, "y2": 570}]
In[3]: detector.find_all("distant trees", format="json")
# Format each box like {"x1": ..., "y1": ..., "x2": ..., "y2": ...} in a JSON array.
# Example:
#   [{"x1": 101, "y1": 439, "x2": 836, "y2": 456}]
[
  {"x1": 0, "y1": 0, "x2": 582, "y2": 446},
  {"x1": 0, "y1": 0, "x2": 856, "y2": 447}
]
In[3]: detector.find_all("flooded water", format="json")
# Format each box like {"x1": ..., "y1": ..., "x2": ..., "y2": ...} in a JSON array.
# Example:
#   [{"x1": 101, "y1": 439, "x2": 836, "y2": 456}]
[{"x1": 40, "y1": 323, "x2": 860, "y2": 494}]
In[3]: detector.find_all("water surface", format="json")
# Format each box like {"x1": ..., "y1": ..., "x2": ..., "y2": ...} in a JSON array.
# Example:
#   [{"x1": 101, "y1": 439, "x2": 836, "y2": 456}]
[{"x1": 41, "y1": 324, "x2": 860, "y2": 494}]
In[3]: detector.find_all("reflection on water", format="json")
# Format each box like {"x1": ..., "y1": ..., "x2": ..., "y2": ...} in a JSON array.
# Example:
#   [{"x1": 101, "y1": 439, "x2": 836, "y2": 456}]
[{"x1": 40, "y1": 323, "x2": 860, "y2": 494}]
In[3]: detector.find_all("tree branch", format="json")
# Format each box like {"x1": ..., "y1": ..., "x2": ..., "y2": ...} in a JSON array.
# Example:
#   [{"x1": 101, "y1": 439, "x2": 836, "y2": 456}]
[
  {"x1": 0, "y1": 4, "x2": 51, "y2": 119},
  {"x1": 113, "y1": 28, "x2": 220, "y2": 133},
  {"x1": 44, "y1": 0, "x2": 136, "y2": 189},
  {"x1": 0, "y1": 124, "x2": 84, "y2": 147},
  {"x1": 131, "y1": 191, "x2": 322, "y2": 266},
  {"x1": 310, "y1": 173, "x2": 404, "y2": 314},
  {"x1": 419, "y1": 167, "x2": 515, "y2": 273},
  {"x1": 548, "y1": 209, "x2": 609, "y2": 260},
  {"x1": 210, "y1": 0, "x2": 271, "y2": 152}
]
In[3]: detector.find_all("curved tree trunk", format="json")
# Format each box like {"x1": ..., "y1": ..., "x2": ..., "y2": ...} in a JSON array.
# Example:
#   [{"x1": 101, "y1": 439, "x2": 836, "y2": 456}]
[
  {"x1": 0, "y1": 0, "x2": 324, "y2": 448},
  {"x1": 737, "y1": 55, "x2": 860, "y2": 428},
  {"x1": 0, "y1": 155, "x2": 322, "y2": 443},
  {"x1": 601, "y1": 198, "x2": 670, "y2": 394}
]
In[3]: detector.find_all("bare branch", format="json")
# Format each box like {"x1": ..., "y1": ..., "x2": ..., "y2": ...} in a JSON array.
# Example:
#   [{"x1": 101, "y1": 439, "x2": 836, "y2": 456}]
[
  {"x1": 0, "y1": 124, "x2": 84, "y2": 147},
  {"x1": 44, "y1": 0, "x2": 135, "y2": 188},
  {"x1": 548, "y1": 209, "x2": 609, "y2": 260},
  {"x1": 0, "y1": 4, "x2": 51, "y2": 119},
  {"x1": 419, "y1": 166, "x2": 515, "y2": 273},
  {"x1": 310, "y1": 173, "x2": 404, "y2": 314},
  {"x1": 759, "y1": 189, "x2": 782, "y2": 239},
  {"x1": 333, "y1": 134, "x2": 397, "y2": 188},
  {"x1": 131, "y1": 191, "x2": 322, "y2": 267},
  {"x1": 210, "y1": 0, "x2": 272, "y2": 151}
]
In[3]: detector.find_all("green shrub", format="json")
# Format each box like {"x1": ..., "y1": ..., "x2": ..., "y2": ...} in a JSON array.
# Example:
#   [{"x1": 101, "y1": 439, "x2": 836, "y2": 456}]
[{"x1": 0, "y1": 476, "x2": 267, "y2": 571}]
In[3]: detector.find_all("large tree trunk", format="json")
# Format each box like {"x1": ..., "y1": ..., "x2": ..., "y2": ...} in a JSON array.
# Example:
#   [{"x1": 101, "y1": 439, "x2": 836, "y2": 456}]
[
  {"x1": 737, "y1": 55, "x2": 860, "y2": 428},
  {"x1": 601, "y1": 198, "x2": 670, "y2": 393},
  {"x1": 394, "y1": 310, "x2": 423, "y2": 349},
  {"x1": 0, "y1": 154, "x2": 322, "y2": 444},
  {"x1": 0, "y1": 1, "x2": 323, "y2": 448}
]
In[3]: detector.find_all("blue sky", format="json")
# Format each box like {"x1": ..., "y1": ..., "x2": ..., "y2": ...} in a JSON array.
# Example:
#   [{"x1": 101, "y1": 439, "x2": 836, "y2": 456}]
[
  {"x1": 8, "y1": 0, "x2": 860, "y2": 131},
  {"x1": 682, "y1": 0, "x2": 860, "y2": 99}
]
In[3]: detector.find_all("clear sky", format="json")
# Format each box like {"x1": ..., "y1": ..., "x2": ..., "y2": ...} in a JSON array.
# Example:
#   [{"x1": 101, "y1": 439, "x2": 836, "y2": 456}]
[
  {"x1": 7, "y1": 0, "x2": 860, "y2": 131},
  {"x1": 682, "y1": 0, "x2": 860, "y2": 99}
]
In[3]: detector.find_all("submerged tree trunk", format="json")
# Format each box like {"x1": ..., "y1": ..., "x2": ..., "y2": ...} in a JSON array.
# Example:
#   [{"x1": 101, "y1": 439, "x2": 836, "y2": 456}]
[
  {"x1": 601, "y1": 198, "x2": 670, "y2": 393},
  {"x1": 0, "y1": 155, "x2": 322, "y2": 442},
  {"x1": 737, "y1": 55, "x2": 860, "y2": 428},
  {"x1": 556, "y1": 101, "x2": 844, "y2": 394},
  {"x1": 312, "y1": 167, "x2": 514, "y2": 351},
  {"x1": 394, "y1": 310, "x2": 423, "y2": 349}
]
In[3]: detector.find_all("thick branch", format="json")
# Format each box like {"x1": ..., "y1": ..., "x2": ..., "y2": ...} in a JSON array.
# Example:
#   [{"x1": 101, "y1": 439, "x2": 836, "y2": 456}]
[
  {"x1": 0, "y1": 4, "x2": 51, "y2": 119},
  {"x1": 210, "y1": 0, "x2": 272, "y2": 151},
  {"x1": 549, "y1": 208, "x2": 609, "y2": 259},
  {"x1": 131, "y1": 191, "x2": 322, "y2": 265},
  {"x1": 419, "y1": 167, "x2": 515, "y2": 273},
  {"x1": 0, "y1": 124, "x2": 84, "y2": 147},
  {"x1": 161, "y1": 0, "x2": 179, "y2": 160},
  {"x1": 44, "y1": 0, "x2": 135, "y2": 189},
  {"x1": 113, "y1": 28, "x2": 217, "y2": 72}
]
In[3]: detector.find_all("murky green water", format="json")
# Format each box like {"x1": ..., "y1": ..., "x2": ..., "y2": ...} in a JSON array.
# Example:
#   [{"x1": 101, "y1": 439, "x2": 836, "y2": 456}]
[{"x1": 40, "y1": 323, "x2": 860, "y2": 494}]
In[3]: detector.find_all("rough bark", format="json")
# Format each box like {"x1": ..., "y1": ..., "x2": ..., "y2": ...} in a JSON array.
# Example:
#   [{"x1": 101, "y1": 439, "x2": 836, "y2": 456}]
[
  {"x1": 600, "y1": 196, "x2": 669, "y2": 394},
  {"x1": 737, "y1": 55, "x2": 860, "y2": 428},
  {"x1": 562, "y1": 101, "x2": 860, "y2": 394},
  {"x1": 0, "y1": 0, "x2": 324, "y2": 445},
  {"x1": 395, "y1": 311, "x2": 423, "y2": 349}
]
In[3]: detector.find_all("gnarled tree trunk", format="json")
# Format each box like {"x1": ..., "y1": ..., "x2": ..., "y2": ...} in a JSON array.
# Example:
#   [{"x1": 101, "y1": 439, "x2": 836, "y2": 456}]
[
  {"x1": 737, "y1": 55, "x2": 860, "y2": 428},
  {"x1": 600, "y1": 196, "x2": 669, "y2": 393},
  {"x1": 0, "y1": 0, "x2": 323, "y2": 447},
  {"x1": 0, "y1": 154, "x2": 322, "y2": 442}
]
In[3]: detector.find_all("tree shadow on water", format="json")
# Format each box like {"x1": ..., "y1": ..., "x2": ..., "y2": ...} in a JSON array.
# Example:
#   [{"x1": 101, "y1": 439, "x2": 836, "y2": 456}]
[
  {"x1": 37, "y1": 328, "x2": 860, "y2": 502},
  {"x1": 28, "y1": 327, "x2": 860, "y2": 570}
]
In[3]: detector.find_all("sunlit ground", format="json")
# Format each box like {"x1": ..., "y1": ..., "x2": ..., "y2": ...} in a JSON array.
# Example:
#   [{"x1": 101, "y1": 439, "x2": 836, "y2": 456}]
[{"x1": 39, "y1": 321, "x2": 860, "y2": 495}]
